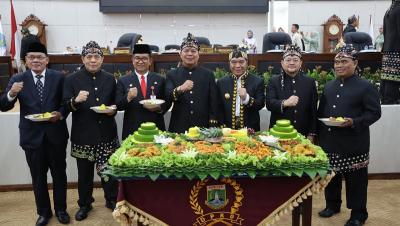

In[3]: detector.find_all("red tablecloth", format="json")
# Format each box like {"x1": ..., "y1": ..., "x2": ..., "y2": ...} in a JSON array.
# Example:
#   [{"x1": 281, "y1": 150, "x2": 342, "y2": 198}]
[{"x1": 113, "y1": 176, "x2": 332, "y2": 226}]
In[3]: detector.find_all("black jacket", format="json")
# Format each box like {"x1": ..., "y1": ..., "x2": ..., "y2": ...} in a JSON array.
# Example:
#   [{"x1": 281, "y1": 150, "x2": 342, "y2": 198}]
[
  {"x1": 0, "y1": 69, "x2": 69, "y2": 149},
  {"x1": 63, "y1": 67, "x2": 118, "y2": 145},
  {"x1": 216, "y1": 74, "x2": 265, "y2": 131},
  {"x1": 116, "y1": 71, "x2": 171, "y2": 139},
  {"x1": 317, "y1": 75, "x2": 381, "y2": 155},
  {"x1": 165, "y1": 66, "x2": 219, "y2": 133},
  {"x1": 383, "y1": 1, "x2": 400, "y2": 51},
  {"x1": 266, "y1": 73, "x2": 318, "y2": 136}
]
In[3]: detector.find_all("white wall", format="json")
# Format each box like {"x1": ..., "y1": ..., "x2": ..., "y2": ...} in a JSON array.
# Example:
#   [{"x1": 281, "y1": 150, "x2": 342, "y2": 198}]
[
  {"x1": 271, "y1": 1, "x2": 289, "y2": 33},
  {"x1": 288, "y1": 0, "x2": 391, "y2": 51},
  {"x1": 0, "y1": 0, "x2": 391, "y2": 54},
  {"x1": 0, "y1": 0, "x2": 268, "y2": 53}
]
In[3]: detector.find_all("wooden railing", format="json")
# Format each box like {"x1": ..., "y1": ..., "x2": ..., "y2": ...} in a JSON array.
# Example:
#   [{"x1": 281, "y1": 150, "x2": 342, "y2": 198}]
[{"x1": 47, "y1": 52, "x2": 382, "y2": 72}]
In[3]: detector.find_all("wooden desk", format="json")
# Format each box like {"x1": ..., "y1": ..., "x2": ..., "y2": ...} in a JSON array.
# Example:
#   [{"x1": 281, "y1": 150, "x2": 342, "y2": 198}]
[
  {"x1": 1, "y1": 53, "x2": 382, "y2": 75},
  {"x1": 47, "y1": 52, "x2": 382, "y2": 75},
  {"x1": 0, "y1": 56, "x2": 13, "y2": 93},
  {"x1": 0, "y1": 53, "x2": 383, "y2": 90},
  {"x1": 0, "y1": 56, "x2": 12, "y2": 77}
]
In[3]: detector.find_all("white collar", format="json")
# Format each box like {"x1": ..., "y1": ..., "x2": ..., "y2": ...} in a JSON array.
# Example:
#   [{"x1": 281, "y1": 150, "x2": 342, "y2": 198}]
[
  {"x1": 135, "y1": 70, "x2": 149, "y2": 79},
  {"x1": 31, "y1": 69, "x2": 46, "y2": 78}
]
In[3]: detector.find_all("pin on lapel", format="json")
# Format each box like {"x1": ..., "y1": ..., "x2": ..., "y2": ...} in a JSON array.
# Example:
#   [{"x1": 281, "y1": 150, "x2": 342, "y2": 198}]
[
  {"x1": 150, "y1": 86, "x2": 156, "y2": 99},
  {"x1": 129, "y1": 83, "x2": 133, "y2": 87},
  {"x1": 154, "y1": 81, "x2": 158, "y2": 85},
  {"x1": 225, "y1": 93, "x2": 230, "y2": 100}
]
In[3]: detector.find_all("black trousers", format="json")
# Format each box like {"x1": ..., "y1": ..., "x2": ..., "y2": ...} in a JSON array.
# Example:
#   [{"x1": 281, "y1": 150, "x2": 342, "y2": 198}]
[
  {"x1": 324, "y1": 167, "x2": 368, "y2": 221},
  {"x1": 24, "y1": 136, "x2": 67, "y2": 217},
  {"x1": 76, "y1": 158, "x2": 117, "y2": 207},
  {"x1": 381, "y1": 80, "x2": 400, "y2": 104}
]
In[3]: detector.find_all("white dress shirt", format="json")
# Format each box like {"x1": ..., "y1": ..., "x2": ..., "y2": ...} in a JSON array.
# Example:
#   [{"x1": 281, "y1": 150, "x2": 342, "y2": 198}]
[
  {"x1": 135, "y1": 70, "x2": 149, "y2": 83},
  {"x1": 7, "y1": 69, "x2": 47, "y2": 102}
]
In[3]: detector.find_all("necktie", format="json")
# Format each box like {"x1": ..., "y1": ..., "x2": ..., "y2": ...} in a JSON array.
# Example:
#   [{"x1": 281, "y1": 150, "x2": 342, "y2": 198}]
[
  {"x1": 140, "y1": 75, "x2": 147, "y2": 99},
  {"x1": 35, "y1": 75, "x2": 44, "y2": 103}
]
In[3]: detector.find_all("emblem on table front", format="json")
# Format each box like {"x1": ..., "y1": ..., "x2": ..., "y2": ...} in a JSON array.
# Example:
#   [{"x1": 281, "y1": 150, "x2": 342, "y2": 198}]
[
  {"x1": 206, "y1": 184, "x2": 229, "y2": 210},
  {"x1": 190, "y1": 178, "x2": 244, "y2": 226}
]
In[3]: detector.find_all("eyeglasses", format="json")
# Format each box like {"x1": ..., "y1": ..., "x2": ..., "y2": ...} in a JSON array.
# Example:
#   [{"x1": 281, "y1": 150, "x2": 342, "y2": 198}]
[
  {"x1": 133, "y1": 57, "x2": 150, "y2": 62},
  {"x1": 26, "y1": 55, "x2": 47, "y2": 60}
]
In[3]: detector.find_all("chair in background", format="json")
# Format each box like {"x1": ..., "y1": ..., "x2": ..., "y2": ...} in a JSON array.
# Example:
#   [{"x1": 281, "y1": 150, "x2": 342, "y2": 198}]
[
  {"x1": 116, "y1": 33, "x2": 142, "y2": 51},
  {"x1": 262, "y1": 32, "x2": 292, "y2": 52},
  {"x1": 164, "y1": 44, "x2": 180, "y2": 51},
  {"x1": 149, "y1": 45, "x2": 160, "y2": 53},
  {"x1": 344, "y1": 32, "x2": 373, "y2": 51},
  {"x1": 194, "y1": 37, "x2": 211, "y2": 47}
]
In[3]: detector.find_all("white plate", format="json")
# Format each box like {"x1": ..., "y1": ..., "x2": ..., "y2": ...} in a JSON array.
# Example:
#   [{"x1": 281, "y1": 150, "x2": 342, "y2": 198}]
[
  {"x1": 25, "y1": 113, "x2": 55, "y2": 122},
  {"x1": 139, "y1": 99, "x2": 165, "y2": 106},
  {"x1": 90, "y1": 106, "x2": 117, "y2": 114},
  {"x1": 319, "y1": 118, "x2": 345, "y2": 127},
  {"x1": 266, "y1": 49, "x2": 284, "y2": 53},
  {"x1": 359, "y1": 49, "x2": 378, "y2": 53}
]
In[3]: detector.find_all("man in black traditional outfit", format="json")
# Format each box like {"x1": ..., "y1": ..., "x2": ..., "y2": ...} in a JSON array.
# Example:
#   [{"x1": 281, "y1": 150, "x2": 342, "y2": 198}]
[
  {"x1": 63, "y1": 41, "x2": 119, "y2": 221},
  {"x1": 380, "y1": 0, "x2": 400, "y2": 104},
  {"x1": 216, "y1": 49, "x2": 265, "y2": 131},
  {"x1": 165, "y1": 33, "x2": 219, "y2": 133},
  {"x1": 317, "y1": 45, "x2": 381, "y2": 226},
  {"x1": 266, "y1": 44, "x2": 318, "y2": 141},
  {"x1": 116, "y1": 44, "x2": 171, "y2": 139}
]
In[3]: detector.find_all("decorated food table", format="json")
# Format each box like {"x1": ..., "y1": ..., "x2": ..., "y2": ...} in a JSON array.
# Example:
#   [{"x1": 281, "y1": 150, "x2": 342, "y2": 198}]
[{"x1": 105, "y1": 120, "x2": 332, "y2": 226}]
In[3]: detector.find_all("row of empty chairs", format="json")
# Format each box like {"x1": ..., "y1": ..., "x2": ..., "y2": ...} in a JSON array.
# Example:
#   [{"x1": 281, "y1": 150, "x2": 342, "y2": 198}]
[
  {"x1": 261, "y1": 32, "x2": 372, "y2": 52},
  {"x1": 116, "y1": 32, "x2": 373, "y2": 53}
]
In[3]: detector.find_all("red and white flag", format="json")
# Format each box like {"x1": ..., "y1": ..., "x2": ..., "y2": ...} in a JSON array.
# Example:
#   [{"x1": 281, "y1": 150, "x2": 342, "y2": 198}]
[{"x1": 10, "y1": 0, "x2": 21, "y2": 67}]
